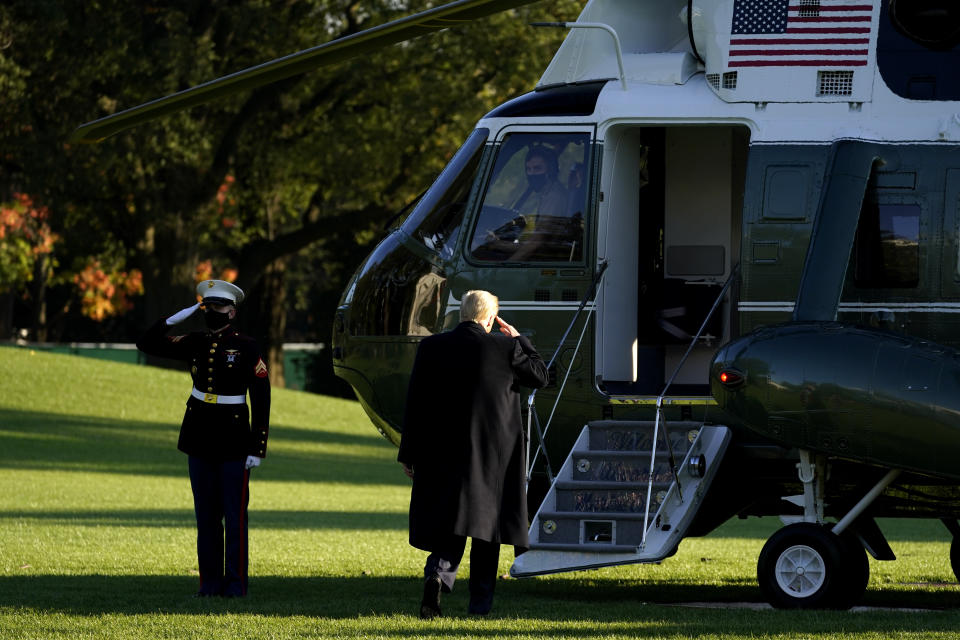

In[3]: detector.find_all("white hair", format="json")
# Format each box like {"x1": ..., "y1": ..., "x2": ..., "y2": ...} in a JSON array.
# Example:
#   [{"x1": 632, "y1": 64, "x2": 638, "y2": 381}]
[{"x1": 460, "y1": 290, "x2": 498, "y2": 323}]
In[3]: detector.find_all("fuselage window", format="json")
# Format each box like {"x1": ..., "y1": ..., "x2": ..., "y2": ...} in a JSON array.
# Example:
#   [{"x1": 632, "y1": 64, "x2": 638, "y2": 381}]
[
  {"x1": 469, "y1": 132, "x2": 590, "y2": 263},
  {"x1": 401, "y1": 128, "x2": 488, "y2": 260},
  {"x1": 854, "y1": 202, "x2": 921, "y2": 288}
]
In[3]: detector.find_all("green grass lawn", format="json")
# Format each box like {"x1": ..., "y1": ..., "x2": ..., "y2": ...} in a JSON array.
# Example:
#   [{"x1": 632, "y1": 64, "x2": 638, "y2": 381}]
[{"x1": 1, "y1": 345, "x2": 959, "y2": 639}]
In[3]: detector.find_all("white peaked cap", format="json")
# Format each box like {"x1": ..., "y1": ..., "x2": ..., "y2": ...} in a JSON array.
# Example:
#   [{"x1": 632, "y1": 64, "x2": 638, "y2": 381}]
[{"x1": 197, "y1": 279, "x2": 245, "y2": 305}]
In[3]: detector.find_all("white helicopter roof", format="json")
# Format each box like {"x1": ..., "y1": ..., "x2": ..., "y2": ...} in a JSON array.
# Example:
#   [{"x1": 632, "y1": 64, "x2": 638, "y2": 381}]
[
  {"x1": 515, "y1": 0, "x2": 960, "y2": 145},
  {"x1": 540, "y1": 0, "x2": 878, "y2": 103}
]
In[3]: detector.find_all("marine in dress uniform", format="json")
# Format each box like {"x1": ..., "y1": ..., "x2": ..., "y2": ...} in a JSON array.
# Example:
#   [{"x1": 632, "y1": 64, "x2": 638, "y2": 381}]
[
  {"x1": 398, "y1": 290, "x2": 548, "y2": 618},
  {"x1": 136, "y1": 279, "x2": 271, "y2": 597}
]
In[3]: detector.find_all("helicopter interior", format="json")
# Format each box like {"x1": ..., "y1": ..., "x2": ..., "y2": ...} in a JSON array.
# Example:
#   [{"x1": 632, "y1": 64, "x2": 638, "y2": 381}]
[{"x1": 597, "y1": 124, "x2": 750, "y2": 396}]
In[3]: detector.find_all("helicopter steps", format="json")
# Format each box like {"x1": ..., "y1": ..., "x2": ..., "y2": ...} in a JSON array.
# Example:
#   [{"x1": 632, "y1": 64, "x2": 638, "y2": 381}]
[{"x1": 511, "y1": 420, "x2": 731, "y2": 577}]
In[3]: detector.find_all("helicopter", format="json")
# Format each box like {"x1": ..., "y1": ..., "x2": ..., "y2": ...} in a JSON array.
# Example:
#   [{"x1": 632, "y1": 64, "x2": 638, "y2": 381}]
[{"x1": 74, "y1": 0, "x2": 960, "y2": 610}]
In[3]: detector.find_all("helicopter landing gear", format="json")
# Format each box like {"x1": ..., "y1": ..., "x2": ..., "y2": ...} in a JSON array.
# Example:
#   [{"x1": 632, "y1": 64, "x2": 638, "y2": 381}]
[
  {"x1": 941, "y1": 519, "x2": 960, "y2": 583},
  {"x1": 759, "y1": 452, "x2": 899, "y2": 609},
  {"x1": 757, "y1": 523, "x2": 867, "y2": 609},
  {"x1": 950, "y1": 537, "x2": 960, "y2": 584}
]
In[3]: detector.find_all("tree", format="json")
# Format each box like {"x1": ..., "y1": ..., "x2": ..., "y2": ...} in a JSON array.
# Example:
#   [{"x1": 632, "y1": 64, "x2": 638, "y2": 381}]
[
  {"x1": 0, "y1": 0, "x2": 583, "y2": 386},
  {"x1": 0, "y1": 194, "x2": 58, "y2": 339}
]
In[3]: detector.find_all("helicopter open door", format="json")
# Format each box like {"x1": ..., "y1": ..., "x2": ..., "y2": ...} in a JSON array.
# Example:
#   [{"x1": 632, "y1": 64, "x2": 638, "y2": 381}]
[{"x1": 596, "y1": 124, "x2": 750, "y2": 396}]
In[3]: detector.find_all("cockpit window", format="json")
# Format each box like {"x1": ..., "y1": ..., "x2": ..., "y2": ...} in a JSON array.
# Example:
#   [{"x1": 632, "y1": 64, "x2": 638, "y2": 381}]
[
  {"x1": 401, "y1": 128, "x2": 489, "y2": 260},
  {"x1": 469, "y1": 132, "x2": 590, "y2": 263}
]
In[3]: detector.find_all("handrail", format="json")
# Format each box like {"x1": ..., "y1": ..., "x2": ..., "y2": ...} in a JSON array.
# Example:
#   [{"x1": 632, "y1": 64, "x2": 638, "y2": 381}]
[
  {"x1": 641, "y1": 264, "x2": 740, "y2": 548},
  {"x1": 530, "y1": 22, "x2": 628, "y2": 90},
  {"x1": 526, "y1": 261, "x2": 609, "y2": 489}
]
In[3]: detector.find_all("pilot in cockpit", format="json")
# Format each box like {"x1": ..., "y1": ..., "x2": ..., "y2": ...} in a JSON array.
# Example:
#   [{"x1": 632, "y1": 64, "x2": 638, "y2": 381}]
[
  {"x1": 514, "y1": 146, "x2": 568, "y2": 221},
  {"x1": 486, "y1": 146, "x2": 568, "y2": 261},
  {"x1": 470, "y1": 135, "x2": 587, "y2": 263}
]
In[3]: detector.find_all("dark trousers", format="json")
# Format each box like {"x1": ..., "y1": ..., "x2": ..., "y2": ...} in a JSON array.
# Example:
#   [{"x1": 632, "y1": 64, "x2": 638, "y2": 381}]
[
  {"x1": 188, "y1": 456, "x2": 250, "y2": 596},
  {"x1": 424, "y1": 536, "x2": 500, "y2": 605}
]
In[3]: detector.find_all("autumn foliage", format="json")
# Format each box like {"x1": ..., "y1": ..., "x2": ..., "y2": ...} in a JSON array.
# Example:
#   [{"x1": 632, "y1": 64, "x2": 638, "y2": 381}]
[
  {"x1": 195, "y1": 259, "x2": 239, "y2": 287},
  {"x1": 72, "y1": 261, "x2": 144, "y2": 322},
  {"x1": 0, "y1": 193, "x2": 58, "y2": 294}
]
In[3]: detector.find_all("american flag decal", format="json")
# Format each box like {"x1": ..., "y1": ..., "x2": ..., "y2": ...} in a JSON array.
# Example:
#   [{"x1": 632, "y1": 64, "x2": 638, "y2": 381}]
[{"x1": 730, "y1": 0, "x2": 873, "y2": 68}]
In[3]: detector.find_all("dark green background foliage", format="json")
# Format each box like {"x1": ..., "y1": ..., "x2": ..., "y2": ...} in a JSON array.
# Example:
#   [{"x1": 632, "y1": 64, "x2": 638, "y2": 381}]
[{"x1": 0, "y1": 0, "x2": 582, "y2": 389}]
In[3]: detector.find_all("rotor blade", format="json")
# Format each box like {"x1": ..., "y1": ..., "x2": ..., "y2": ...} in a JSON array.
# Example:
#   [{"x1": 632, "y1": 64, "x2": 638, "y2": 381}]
[{"x1": 71, "y1": 0, "x2": 544, "y2": 143}]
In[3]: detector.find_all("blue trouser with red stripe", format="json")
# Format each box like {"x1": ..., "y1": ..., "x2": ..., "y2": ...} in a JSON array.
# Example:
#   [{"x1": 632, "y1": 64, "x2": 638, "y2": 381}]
[{"x1": 188, "y1": 457, "x2": 249, "y2": 596}]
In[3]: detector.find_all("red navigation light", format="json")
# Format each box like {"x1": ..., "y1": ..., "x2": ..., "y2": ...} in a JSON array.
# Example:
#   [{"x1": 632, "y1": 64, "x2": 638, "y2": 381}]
[{"x1": 719, "y1": 369, "x2": 744, "y2": 387}]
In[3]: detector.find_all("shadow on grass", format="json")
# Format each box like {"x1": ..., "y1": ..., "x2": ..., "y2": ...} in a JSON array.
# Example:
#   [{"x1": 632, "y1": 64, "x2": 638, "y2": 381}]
[
  {"x1": 268, "y1": 421, "x2": 389, "y2": 449},
  {"x1": 0, "y1": 508, "x2": 406, "y2": 530},
  {"x1": 0, "y1": 574, "x2": 958, "y2": 634},
  {"x1": 0, "y1": 408, "x2": 406, "y2": 486}
]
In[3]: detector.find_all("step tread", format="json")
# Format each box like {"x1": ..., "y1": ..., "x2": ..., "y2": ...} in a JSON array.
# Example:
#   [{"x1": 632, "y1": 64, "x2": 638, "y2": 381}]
[
  {"x1": 555, "y1": 480, "x2": 672, "y2": 491},
  {"x1": 537, "y1": 511, "x2": 658, "y2": 521},
  {"x1": 527, "y1": 542, "x2": 639, "y2": 553},
  {"x1": 571, "y1": 449, "x2": 673, "y2": 458},
  {"x1": 587, "y1": 420, "x2": 705, "y2": 430}
]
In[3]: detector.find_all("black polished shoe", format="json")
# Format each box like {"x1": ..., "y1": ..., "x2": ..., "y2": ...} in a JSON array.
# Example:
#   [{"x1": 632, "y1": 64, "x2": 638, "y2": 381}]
[{"x1": 419, "y1": 575, "x2": 442, "y2": 619}]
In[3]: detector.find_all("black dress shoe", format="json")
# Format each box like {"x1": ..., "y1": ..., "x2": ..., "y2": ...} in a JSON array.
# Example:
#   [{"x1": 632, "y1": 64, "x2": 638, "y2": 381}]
[{"x1": 419, "y1": 575, "x2": 442, "y2": 619}]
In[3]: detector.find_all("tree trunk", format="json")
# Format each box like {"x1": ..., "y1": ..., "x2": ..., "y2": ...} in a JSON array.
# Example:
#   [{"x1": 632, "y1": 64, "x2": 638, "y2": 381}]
[
  {"x1": 0, "y1": 293, "x2": 13, "y2": 341},
  {"x1": 244, "y1": 257, "x2": 287, "y2": 388},
  {"x1": 137, "y1": 220, "x2": 200, "y2": 370},
  {"x1": 140, "y1": 221, "x2": 200, "y2": 324},
  {"x1": 30, "y1": 256, "x2": 49, "y2": 342}
]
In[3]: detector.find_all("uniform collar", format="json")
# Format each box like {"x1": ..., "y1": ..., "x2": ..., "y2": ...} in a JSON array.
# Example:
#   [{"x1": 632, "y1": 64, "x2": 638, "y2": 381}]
[{"x1": 206, "y1": 324, "x2": 234, "y2": 337}]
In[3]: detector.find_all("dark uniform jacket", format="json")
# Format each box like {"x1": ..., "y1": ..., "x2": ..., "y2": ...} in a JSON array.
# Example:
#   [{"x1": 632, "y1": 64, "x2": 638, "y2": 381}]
[
  {"x1": 398, "y1": 321, "x2": 548, "y2": 552},
  {"x1": 137, "y1": 317, "x2": 271, "y2": 461}
]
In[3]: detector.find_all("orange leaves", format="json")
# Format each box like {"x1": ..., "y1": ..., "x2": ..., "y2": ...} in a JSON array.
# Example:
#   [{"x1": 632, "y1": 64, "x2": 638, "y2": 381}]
[
  {"x1": 195, "y1": 259, "x2": 214, "y2": 283},
  {"x1": 0, "y1": 193, "x2": 59, "y2": 294},
  {"x1": 195, "y1": 260, "x2": 239, "y2": 294},
  {"x1": 73, "y1": 261, "x2": 144, "y2": 322},
  {"x1": 216, "y1": 174, "x2": 237, "y2": 228},
  {"x1": 0, "y1": 193, "x2": 58, "y2": 250}
]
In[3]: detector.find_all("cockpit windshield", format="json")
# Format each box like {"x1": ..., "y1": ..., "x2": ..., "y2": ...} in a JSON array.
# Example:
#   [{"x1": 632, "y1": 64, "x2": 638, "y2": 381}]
[
  {"x1": 469, "y1": 132, "x2": 590, "y2": 263},
  {"x1": 401, "y1": 128, "x2": 489, "y2": 260}
]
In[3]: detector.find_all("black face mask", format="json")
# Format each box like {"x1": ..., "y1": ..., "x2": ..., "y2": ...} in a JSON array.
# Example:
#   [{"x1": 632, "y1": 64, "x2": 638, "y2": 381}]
[
  {"x1": 204, "y1": 309, "x2": 231, "y2": 330},
  {"x1": 526, "y1": 172, "x2": 548, "y2": 192}
]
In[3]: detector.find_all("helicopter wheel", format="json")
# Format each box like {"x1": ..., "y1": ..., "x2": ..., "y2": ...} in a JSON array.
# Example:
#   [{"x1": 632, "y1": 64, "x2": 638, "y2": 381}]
[
  {"x1": 835, "y1": 531, "x2": 870, "y2": 609},
  {"x1": 758, "y1": 523, "x2": 864, "y2": 609},
  {"x1": 951, "y1": 537, "x2": 960, "y2": 583}
]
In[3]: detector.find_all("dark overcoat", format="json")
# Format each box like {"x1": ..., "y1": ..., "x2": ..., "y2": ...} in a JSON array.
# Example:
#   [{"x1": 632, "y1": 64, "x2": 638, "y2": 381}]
[{"x1": 397, "y1": 321, "x2": 548, "y2": 552}]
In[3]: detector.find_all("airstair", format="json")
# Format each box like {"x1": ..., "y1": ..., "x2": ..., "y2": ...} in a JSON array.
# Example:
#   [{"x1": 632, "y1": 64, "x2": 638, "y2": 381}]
[
  {"x1": 512, "y1": 262, "x2": 738, "y2": 577},
  {"x1": 511, "y1": 419, "x2": 730, "y2": 576}
]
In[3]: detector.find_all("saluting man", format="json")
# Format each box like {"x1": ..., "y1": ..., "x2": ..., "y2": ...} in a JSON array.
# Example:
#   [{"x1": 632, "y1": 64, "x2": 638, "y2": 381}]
[
  {"x1": 398, "y1": 289, "x2": 548, "y2": 618},
  {"x1": 137, "y1": 279, "x2": 271, "y2": 598}
]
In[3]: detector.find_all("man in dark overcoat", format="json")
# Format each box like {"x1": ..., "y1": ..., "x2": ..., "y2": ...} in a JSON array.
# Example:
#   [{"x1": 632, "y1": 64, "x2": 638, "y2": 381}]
[
  {"x1": 137, "y1": 279, "x2": 270, "y2": 598},
  {"x1": 398, "y1": 289, "x2": 548, "y2": 618}
]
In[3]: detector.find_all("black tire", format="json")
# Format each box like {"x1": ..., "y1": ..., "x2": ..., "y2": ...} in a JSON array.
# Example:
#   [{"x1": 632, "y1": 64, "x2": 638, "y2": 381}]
[
  {"x1": 835, "y1": 531, "x2": 870, "y2": 609},
  {"x1": 757, "y1": 523, "x2": 850, "y2": 609},
  {"x1": 951, "y1": 537, "x2": 960, "y2": 584}
]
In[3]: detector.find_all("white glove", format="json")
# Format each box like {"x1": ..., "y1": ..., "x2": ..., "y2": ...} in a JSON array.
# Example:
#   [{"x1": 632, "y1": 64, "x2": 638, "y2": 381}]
[
  {"x1": 166, "y1": 302, "x2": 202, "y2": 326},
  {"x1": 245, "y1": 455, "x2": 261, "y2": 470}
]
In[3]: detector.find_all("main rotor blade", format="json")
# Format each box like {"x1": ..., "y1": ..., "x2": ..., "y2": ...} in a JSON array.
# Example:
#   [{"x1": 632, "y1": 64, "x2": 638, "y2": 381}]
[{"x1": 72, "y1": 0, "x2": 544, "y2": 143}]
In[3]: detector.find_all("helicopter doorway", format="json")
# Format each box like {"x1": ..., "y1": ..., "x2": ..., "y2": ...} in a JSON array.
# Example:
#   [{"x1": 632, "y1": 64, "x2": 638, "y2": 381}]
[{"x1": 596, "y1": 124, "x2": 749, "y2": 396}]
